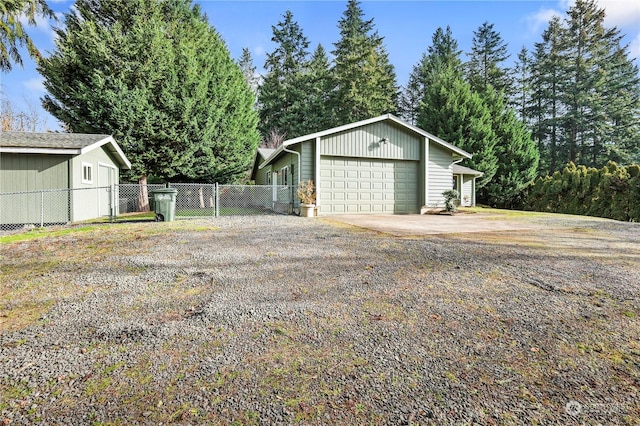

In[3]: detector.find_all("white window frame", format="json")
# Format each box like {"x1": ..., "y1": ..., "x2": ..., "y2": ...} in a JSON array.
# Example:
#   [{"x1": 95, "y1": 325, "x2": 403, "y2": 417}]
[
  {"x1": 280, "y1": 166, "x2": 289, "y2": 186},
  {"x1": 266, "y1": 171, "x2": 272, "y2": 185},
  {"x1": 82, "y1": 162, "x2": 94, "y2": 184}
]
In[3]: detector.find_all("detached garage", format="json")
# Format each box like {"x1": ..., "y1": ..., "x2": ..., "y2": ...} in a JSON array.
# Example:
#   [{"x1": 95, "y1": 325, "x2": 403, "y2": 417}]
[
  {"x1": 251, "y1": 114, "x2": 481, "y2": 215},
  {"x1": 0, "y1": 132, "x2": 131, "y2": 226}
]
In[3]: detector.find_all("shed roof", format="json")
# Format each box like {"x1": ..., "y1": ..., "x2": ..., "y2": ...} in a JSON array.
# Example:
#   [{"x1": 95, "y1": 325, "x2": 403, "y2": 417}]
[
  {"x1": 0, "y1": 132, "x2": 131, "y2": 169},
  {"x1": 453, "y1": 164, "x2": 483, "y2": 177},
  {"x1": 259, "y1": 114, "x2": 472, "y2": 169}
]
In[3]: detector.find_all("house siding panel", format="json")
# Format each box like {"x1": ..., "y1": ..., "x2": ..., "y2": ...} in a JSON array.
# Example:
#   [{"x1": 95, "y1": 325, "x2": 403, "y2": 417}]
[
  {"x1": 300, "y1": 141, "x2": 314, "y2": 182},
  {"x1": 0, "y1": 153, "x2": 70, "y2": 225},
  {"x1": 428, "y1": 143, "x2": 453, "y2": 208},
  {"x1": 320, "y1": 122, "x2": 420, "y2": 161},
  {"x1": 70, "y1": 146, "x2": 120, "y2": 221},
  {"x1": 0, "y1": 153, "x2": 69, "y2": 192}
]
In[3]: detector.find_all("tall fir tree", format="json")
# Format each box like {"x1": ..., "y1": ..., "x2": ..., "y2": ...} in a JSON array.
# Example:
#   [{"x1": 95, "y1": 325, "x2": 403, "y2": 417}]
[
  {"x1": 238, "y1": 47, "x2": 260, "y2": 97},
  {"x1": 511, "y1": 46, "x2": 532, "y2": 123},
  {"x1": 417, "y1": 66, "x2": 498, "y2": 191},
  {"x1": 303, "y1": 44, "x2": 335, "y2": 133},
  {"x1": 258, "y1": 10, "x2": 311, "y2": 139},
  {"x1": 528, "y1": 0, "x2": 640, "y2": 174},
  {"x1": 465, "y1": 21, "x2": 512, "y2": 95},
  {"x1": 331, "y1": 0, "x2": 398, "y2": 125},
  {"x1": 482, "y1": 87, "x2": 539, "y2": 207},
  {"x1": 529, "y1": 17, "x2": 566, "y2": 174},
  {"x1": 400, "y1": 26, "x2": 462, "y2": 124},
  {"x1": 39, "y1": 0, "x2": 259, "y2": 191}
]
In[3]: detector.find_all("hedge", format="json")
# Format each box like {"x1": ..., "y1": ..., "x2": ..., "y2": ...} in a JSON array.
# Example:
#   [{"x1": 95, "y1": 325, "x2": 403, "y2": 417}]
[{"x1": 523, "y1": 162, "x2": 640, "y2": 222}]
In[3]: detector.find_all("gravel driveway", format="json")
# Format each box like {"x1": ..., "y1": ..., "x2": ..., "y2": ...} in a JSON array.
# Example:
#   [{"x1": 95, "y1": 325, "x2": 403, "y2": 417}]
[{"x1": 1, "y1": 213, "x2": 639, "y2": 424}]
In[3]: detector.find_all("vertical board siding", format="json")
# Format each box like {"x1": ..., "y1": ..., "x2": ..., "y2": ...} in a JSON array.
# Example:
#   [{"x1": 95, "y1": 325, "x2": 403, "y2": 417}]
[
  {"x1": 300, "y1": 141, "x2": 314, "y2": 182},
  {"x1": 0, "y1": 153, "x2": 69, "y2": 192},
  {"x1": 321, "y1": 122, "x2": 420, "y2": 161},
  {"x1": 0, "y1": 153, "x2": 70, "y2": 224},
  {"x1": 428, "y1": 143, "x2": 454, "y2": 208}
]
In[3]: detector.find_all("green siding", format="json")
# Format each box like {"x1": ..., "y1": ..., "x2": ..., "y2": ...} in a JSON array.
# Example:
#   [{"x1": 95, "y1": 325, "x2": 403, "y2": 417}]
[
  {"x1": 0, "y1": 153, "x2": 70, "y2": 224},
  {"x1": 70, "y1": 146, "x2": 119, "y2": 188},
  {"x1": 321, "y1": 122, "x2": 420, "y2": 161},
  {"x1": 0, "y1": 153, "x2": 70, "y2": 192},
  {"x1": 254, "y1": 163, "x2": 272, "y2": 186},
  {"x1": 428, "y1": 143, "x2": 453, "y2": 208},
  {"x1": 300, "y1": 140, "x2": 314, "y2": 182}
]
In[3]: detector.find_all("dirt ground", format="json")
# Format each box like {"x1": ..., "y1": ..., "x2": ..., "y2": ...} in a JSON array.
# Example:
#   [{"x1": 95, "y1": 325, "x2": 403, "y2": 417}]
[{"x1": 1, "y1": 210, "x2": 639, "y2": 424}]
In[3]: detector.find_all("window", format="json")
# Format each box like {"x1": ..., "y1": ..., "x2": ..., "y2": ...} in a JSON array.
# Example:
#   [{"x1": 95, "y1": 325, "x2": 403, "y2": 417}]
[
  {"x1": 280, "y1": 166, "x2": 289, "y2": 186},
  {"x1": 82, "y1": 162, "x2": 93, "y2": 184},
  {"x1": 267, "y1": 171, "x2": 272, "y2": 185}
]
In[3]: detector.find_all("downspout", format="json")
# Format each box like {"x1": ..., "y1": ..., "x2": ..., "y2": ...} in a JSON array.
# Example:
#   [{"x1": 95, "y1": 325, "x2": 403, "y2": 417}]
[{"x1": 282, "y1": 146, "x2": 301, "y2": 213}]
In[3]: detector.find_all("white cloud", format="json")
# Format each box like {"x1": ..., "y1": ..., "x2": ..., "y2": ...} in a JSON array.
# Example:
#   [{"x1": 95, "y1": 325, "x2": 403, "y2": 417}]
[
  {"x1": 525, "y1": 0, "x2": 639, "y2": 37},
  {"x1": 253, "y1": 45, "x2": 266, "y2": 57},
  {"x1": 17, "y1": 10, "x2": 59, "y2": 42},
  {"x1": 596, "y1": 0, "x2": 640, "y2": 27},
  {"x1": 525, "y1": 7, "x2": 564, "y2": 35},
  {"x1": 24, "y1": 77, "x2": 45, "y2": 93}
]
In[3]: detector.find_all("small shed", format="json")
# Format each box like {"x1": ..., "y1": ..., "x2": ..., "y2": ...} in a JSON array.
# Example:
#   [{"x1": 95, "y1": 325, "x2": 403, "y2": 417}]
[
  {"x1": 0, "y1": 132, "x2": 131, "y2": 225},
  {"x1": 251, "y1": 114, "x2": 483, "y2": 215}
]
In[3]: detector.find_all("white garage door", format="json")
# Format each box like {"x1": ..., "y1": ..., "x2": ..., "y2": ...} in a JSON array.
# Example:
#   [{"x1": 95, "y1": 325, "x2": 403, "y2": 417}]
[{"x1": 319, "y1": 157, "x2": 419, "y2": 214}]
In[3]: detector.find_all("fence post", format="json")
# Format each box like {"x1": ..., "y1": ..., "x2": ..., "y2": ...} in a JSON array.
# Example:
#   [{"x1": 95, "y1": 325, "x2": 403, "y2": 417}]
[
  {"x1": 40, "y1": 190, "x2": 45, "y2": 227},
  {"x1": 215, "y1": 183, "x2": 219, "y2": 217}
]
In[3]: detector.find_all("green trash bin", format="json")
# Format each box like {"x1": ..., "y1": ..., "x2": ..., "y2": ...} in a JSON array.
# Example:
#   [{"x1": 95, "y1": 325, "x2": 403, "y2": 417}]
[{"x1": 152, "y1": 188, "x2": 178, "y2": 222}]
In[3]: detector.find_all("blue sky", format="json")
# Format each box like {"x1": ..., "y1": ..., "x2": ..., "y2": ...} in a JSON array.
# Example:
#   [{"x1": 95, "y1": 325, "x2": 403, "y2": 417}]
[{"x1": 1, "y1": 0, "x2": 639, "y2": 131}]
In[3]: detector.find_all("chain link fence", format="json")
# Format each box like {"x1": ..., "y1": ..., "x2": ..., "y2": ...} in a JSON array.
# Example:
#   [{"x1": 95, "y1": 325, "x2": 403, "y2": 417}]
[{"x1": 1, "y1": 184, "x2": 294, "y2": 230}]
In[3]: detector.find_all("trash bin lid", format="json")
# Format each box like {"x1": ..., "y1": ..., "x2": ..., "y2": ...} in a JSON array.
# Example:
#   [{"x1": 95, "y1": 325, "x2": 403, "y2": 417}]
[{"x1": 152, "y1": 188, "x2": 178, "y2": 194}]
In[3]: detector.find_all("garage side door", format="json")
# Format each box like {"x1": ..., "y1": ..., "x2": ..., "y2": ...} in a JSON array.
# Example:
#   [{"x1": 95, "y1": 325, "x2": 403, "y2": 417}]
[{"x1": 319, "y1": 157, "x2": 419, "y2": 215}]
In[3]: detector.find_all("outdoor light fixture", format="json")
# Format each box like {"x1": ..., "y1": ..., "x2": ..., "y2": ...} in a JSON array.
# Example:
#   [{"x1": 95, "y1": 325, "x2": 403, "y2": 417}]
[{"x1": 381, "y1": 137, "x2": 388, "y2": 144}]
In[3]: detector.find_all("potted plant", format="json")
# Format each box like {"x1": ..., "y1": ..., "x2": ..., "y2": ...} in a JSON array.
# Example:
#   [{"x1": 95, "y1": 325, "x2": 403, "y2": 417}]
[
  {"x1": 442, "y1": 189, "x2": 459, "y2": 213},
  {"x1": 297, "y1": 180, "x2": 316, "y2": 217}
]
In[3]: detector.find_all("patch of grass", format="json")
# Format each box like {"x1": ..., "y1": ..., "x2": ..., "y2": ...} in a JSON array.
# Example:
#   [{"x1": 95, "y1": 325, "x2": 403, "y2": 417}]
[{"x1": 0, "y1": 225, "x2": 102, "y2": 243}]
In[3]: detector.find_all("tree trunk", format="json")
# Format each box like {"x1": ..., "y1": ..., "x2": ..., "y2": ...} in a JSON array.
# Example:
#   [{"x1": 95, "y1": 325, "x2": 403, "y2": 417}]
[{"x1": 138, "y1": 175, "x2": 150, "y2": 212}]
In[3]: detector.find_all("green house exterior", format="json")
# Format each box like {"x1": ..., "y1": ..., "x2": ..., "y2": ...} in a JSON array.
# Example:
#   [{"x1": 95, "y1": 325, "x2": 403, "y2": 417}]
[
  {"x1": 251, "y1": 114, "x2": 482, "y2": 215},
  {"x1": 0, "y1": 132, "x2": 131, "y2": 225}
]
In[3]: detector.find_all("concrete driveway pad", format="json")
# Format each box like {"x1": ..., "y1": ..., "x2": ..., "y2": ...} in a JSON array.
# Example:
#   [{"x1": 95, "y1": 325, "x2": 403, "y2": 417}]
[{"x1": 325, "y1": 213, "x2": 542, "y2": 236}]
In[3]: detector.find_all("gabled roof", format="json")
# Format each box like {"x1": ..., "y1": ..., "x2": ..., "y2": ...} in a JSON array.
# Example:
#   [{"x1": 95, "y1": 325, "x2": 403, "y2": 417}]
[
  {"x1": 0, "y1": 132, "x2": 131, "y2": 169},
  {"x1": 453, "y1": 164, "x2": 483, "y2": 177},
  {"x1": 259, "y1": 114, "x2": 472, "y2": 169}
]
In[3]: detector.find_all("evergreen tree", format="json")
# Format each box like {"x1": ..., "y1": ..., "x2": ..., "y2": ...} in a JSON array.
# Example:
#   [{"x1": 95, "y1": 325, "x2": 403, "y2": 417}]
[
  {"x1": 417, "y1": 66, "x2": 498, "y2": 191},
  {"x1": 425, "y1": 26, "x2": 464, "y2": 75},
  {"x1": 399, "y1": 53, "x2": 428, "y2": 125},
  {"x1": 511, "y1": 46, "x2": 532, "y2": 123},
  {"x1": 238, "y1": 47, "x2": 260, "y2": 96},
  {"x1": 529, "y1": 17, "x2": 566, "y2": 174},
  {"x1": 1, "y1": 0, "x2": 56, "y2": 71},
  {"x1": 39, "y1": 0, "x2": 259, "y2": 190},
  {"x1": 258, "y1": 10, "x2": 310, "y2": 139},
  {"x1": 303, "y1": 44, "x2": 335, "y2": 133},
  {"x1": 482, "y1": 87, "x2": 539, "y2": 207},
  {"x1": 465, "y1": 21, "x2": 512, "y2": 95},
  {"x1": 529, "y1": 0, "x2": 640, "y2": 174},
  {"x1": 400, "y1": 26, "x2": 462, "y2": 125},
  {"x1": 331, "y1": 0, "x2": 398, "y2": 124}
]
